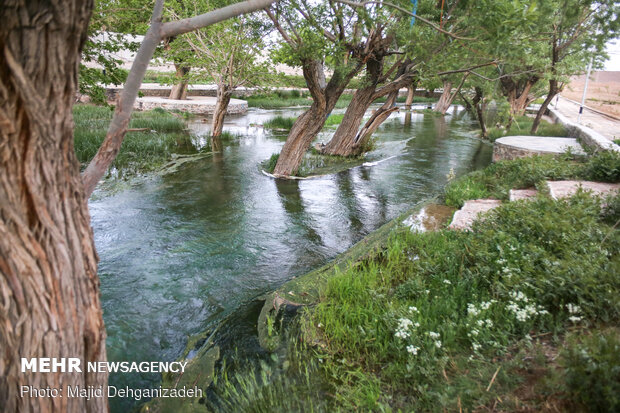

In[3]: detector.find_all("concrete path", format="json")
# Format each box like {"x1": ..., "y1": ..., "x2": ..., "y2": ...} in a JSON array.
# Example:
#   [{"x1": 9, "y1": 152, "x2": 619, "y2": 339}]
[
  {"x1": 134, "y1": 96, "x2": 248, "y2": 115},
  {"x1": 552, "y1": 96, "x2": 620, "y2": 142}
]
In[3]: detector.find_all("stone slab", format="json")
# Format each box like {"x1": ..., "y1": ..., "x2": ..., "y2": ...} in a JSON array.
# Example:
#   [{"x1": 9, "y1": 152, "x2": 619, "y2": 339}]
[
  {"x1": 133, "y1": 96, "x2": 248, "y2": 115},
  {"x1": 509, "y1": 188, "x2": 538, "y2": 202},
  {"x1": 493, "y1": 136, "x2": 585, "y2": 162},
  {"x1": 546, "y1": 180, "x2": 620, "y2": 200},
  {"x1": 449, "y1": 199, "x2": 502, "y2": 230}
]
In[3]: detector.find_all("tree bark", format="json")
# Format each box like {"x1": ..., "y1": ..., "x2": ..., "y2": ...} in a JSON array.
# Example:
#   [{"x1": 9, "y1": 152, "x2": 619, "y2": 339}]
[
  {"x1": 434, "y1": 74, "x2": 468, "y2": 115},
  {"x1": 434, "y1": 81, "x2": 453, "y2": 114},
  {"x1": 273, "y1": 58, "x2": 362, "y2": 176},
  {"x1": 211, "y1": 83, "x2": 233, "y2": 139},
  {"x1": 472, "y1": 87, "x2": 488, "y2": 138},
  {"x1": 530, "y1": 79, "x2": 559, "y2": 135},
  {"x1": 0, "y1": 2, "x2": 108, "y2": 412},
  {"x1": 169, "y1": 64, "x2": 190, "y2": 100},
  {"x1": 321, "y1": 60, "x2": 414, "y2": 157},
  {"x1": 500, "y1": 75, "x2": 539, "y2": 124},
  {"x1": 405, "y1": 82, "x2": 416, "y2": 109}
]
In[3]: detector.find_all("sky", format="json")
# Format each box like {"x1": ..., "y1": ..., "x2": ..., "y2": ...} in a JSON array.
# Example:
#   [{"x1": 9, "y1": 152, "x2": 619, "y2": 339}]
[{"x1": 604, "y1": 38, "x2": 620, "y2": 71}]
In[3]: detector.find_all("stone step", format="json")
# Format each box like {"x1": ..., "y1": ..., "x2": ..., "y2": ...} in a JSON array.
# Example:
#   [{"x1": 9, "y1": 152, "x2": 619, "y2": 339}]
[
  {"x1": 509, "y1": 188, "x2": 538, "y2": 201},
  {"x1": 546, "y1": 180, "x2": 620, "y2": 199},
  {"x1": 449, "y1": 199, "x2": 502, "y2": 230}
]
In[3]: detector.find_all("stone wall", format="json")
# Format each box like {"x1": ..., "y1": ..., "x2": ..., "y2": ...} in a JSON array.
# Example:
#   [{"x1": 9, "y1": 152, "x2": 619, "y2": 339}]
[{"x1": 547, "y1": 107, "x2": 620, "y2": 153}]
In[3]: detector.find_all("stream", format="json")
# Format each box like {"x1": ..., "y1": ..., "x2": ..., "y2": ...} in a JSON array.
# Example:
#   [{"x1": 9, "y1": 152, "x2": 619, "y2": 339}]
[{"x1": 89, "y1": 104, "x2": 492, "y2": 411}]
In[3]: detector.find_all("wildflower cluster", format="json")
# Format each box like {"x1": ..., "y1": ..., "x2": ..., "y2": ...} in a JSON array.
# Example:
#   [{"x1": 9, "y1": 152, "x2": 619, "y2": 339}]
[
  {"x1": 566, "y1": 303, "x2": 582, "y2": 323},
  {"x1": 394, "y1": 317, "x2": 419, "y2": 339},
  {"x1": 466, "y1": 300, "x2": 499, "y2": 353},
  {"x1": 506, "y1": 291, "x2": 548, "y2": 322}
]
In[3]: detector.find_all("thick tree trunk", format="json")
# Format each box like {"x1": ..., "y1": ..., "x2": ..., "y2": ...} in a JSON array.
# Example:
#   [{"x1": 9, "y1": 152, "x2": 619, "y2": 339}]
[
  {"x1": 405, "y1": 82, "x2": 417, "y2": 109},
  {"x1": 273, "y1": 59, "x2": 359, "y2": 176},
  {"x1": 434, "y1": 75, "x2": 468, "y2": 115},
  {"x1": 169, "y1": 64, "x2": 190, "y2": 100},
  {"x1": 0, "y1": 2, "x2": 109, "y2": 412},
  {"x1": 531, "y1": 80, "x2": 558, "y2": 134},
  {"x1": 500, "y1": 76, "x2": 539, "y2": 125},
  {"x1": 434, "y1": 81, "x2": 453, "y2": 114},
  {"x1": 322, "y1": 60, "x2": 414, "y2": 157},
  {"x1": 211, "y1": 83, "x2": 233, "y2": 140}
]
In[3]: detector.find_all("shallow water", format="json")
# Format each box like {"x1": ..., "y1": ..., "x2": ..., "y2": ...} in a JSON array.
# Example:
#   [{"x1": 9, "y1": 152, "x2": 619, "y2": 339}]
[{"x1": 89, "y1": 105, "x2": 492, "y2": 411}]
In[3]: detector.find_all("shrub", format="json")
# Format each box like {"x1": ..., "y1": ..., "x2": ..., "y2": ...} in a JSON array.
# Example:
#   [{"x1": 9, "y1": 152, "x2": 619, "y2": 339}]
[
  {"x1": 444, "y1": 173, "x2": 489, "y2": 207},
  {"x1": 584, "y1": 150, "x2": 620, "y2": 182},
  {"x1": 560, "y1": 329, "x2": 620, "y2": 412}
]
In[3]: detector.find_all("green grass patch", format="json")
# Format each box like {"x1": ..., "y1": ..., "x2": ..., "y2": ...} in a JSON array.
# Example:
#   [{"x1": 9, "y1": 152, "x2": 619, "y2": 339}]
[
  {"x1": 487, "y1": 115, "x2": 568, "y2": 142},
  {"x1": 323, "y1": 114, "x2": 344, "y2": 127},
  {"x1": 73, "y1": 104, "x2": 194, "y2": 178},
  {"x1": 443, "y1": 152, "x2": 620, "y2": 206},
  {"x1": 209, "y1": 187, "x2": 620, "y2": 411},
  {"x1": 263, "y1": 116, "x2": 296, "y2": 131}
]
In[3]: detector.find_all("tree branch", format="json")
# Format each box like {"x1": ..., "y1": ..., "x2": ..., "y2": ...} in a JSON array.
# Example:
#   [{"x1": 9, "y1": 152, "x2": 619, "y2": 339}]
[{"x1": 336, "y1": 0, "x2": 475, "y2": 40}]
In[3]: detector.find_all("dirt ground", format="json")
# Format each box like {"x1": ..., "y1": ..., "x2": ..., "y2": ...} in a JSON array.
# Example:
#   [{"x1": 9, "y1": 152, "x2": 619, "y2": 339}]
[{"x1": 562, "y1": 71, "x2": 620, "y2": 118}]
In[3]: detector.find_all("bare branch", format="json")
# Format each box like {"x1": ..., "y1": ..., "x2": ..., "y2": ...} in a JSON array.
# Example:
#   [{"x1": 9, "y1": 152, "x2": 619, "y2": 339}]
[{"x1": 161, "y1": 0, "x2": 276, "y2": 38}]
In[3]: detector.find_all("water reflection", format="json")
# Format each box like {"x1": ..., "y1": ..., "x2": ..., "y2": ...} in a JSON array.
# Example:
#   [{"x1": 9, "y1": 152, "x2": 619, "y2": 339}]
[{"x1": 91, "y1": 104, "x2": 492, "y2": 412}]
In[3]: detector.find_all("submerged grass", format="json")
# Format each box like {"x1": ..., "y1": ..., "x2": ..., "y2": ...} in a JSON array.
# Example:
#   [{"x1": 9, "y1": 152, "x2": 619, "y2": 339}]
[
  {"x1": 73, "y1": 104, "x2": 194, "y2": 178},
  {"x1": 208, "y1": 155, "x2": 620, "y2": 412}
]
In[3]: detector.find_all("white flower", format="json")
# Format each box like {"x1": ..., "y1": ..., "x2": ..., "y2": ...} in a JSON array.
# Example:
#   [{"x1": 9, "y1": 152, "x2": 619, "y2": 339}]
[
  {"x1": 567, "y1": 303, "x2": 581, "y2": 314},
  {"x1": 485, "y1": 319, "x2": 493, "y2": 327},
  {"x1": 443, "y1": 279, "x2": 452, "y2": 285},
  {"x1": 429, "y1": 331, "x2": 440, "y2": 339},
  {"x1": 434, "y1": 340, "x2": 442, "y2": 349},
  {"x1": 408, "y1": 306, "x2": 418, "y2": 313},
  {"x1": 425, "y1": 290, "x2": 430, "y2": 294},
  {"x1": 469, "y1": 329, "x2": 479, "y2": 337},
  {"x1": 406, "y1": 345, "x2": 419, "y2": 355},
  {"x1": 467, "y1": 304, "x2": 480, "y2": 316},
  {"x1": 568, "y1": 315, "x2": 582, "y2": 323},
  {"x1": 317, "y1": 323, "x2": 323, "y2": 328},
  {"x1": 472, "y1": 342, "x2": 481, "y2": 351}
]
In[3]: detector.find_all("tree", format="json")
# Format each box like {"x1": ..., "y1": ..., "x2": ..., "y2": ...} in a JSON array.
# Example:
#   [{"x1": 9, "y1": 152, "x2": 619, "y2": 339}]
[
  {"x1": 530, "y1": 0, "x2": 619, "y2": 133},
  {"x1": 177, "y1": 1, "x2": 270, "y2": 145},
  {"x1": 266, "y1": 0, "x2": 387, "y2": 176},
  {"x1": 0, "y1": 1, "x2": 274, "y2": 412}
]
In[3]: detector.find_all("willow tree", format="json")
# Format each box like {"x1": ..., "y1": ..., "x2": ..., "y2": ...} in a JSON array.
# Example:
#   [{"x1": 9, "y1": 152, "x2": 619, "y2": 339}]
[
  {"x1": 266, "y1": 0, "x2": 389, "y2": 176},
  {"x1": 0, "y1": 1, "x2": 274, "y2": 412}
]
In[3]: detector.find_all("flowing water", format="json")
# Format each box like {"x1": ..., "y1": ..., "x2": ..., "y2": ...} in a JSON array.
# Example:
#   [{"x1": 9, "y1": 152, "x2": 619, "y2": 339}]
[{"x1": 89, "y1": 105, "x2": 492, "y2": 411}]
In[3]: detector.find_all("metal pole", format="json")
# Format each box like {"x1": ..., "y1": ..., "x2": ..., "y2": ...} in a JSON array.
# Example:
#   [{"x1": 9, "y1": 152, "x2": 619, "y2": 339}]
[{"x1": 578, "y1": 57, "x2": 593, "y2": 123}]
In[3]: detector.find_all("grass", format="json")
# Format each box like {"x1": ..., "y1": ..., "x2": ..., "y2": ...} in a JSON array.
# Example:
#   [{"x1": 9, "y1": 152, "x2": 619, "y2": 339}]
[
  {"x1": 322, "y1": 114, "x2": 344, "y2": 127},
  {"x1": 444, "y1": 152, "x2": 620, "y2": 207},
  {"x1": 207, "y1": 155, "x2": 620, "y2": 412},
  {"x1": 263, "y1": 116, "x2": 296, "y2": 130},
  {"x1": 487, "y1": 115, "x2": 568, "y2": 142},
  {"x1": 73, "y1": 104, "x2": 194, "y2": 178}
]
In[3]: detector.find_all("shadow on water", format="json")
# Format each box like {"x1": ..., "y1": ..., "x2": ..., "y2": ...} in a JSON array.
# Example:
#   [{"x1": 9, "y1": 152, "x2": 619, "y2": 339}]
[{"x1": 90, "y1": 104, "x2": 492, "y2": 412}]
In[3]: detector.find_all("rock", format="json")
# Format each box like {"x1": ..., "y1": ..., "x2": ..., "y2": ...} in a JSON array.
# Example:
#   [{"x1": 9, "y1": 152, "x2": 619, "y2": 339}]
[
  {"x1": 449, "y1": 199, "x2": 502, "y2": 230},
  {"x1": 509, "y1": 188, "x2": 538, "y2": 201},
  {"x1": 546, "y1": 180, "x2": 620, "y2": 199}
]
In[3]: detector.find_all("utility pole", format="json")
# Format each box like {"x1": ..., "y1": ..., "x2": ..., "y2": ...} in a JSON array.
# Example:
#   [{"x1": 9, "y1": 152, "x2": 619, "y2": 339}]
[{"x1": 578, "y1": 57, "x2": 593, "y2": 124}]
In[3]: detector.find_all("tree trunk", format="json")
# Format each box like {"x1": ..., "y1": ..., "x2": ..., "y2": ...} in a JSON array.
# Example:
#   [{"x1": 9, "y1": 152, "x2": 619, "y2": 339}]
[
  {"x1": 169, "y1": 64, "x2": 190, "y2": 100},
  {"x1": 434, "y1": 81, "x2": 453, "y2": 114},
  {"x1": 321, "y1": 87, "x2": 377, "y2": 156},
  {"x1": 0, "y1": 2, "x2": 109, "y2": 412},
  {"x1": 405, "y1": 82, "x2": 416, "y2": 109},
  {"x1": 434, "y1": 74, "x2": 468, "y2": 115},
  {"x1": 273, "y1": 59, "x2": 360, "y2": 176},
  {"x1": 472, "y1": 87, "x2": 488, "y2": 138},
  {"x1": 321, "y1": 60, "x2": 414, "y2": 157},
  {"x1": 211, "y1": 83, "x2": 233, "y2": 139},
  {"x1": 531, "y1": 79, "x2": 558, "y2": 134},
  {"x1": 500, "y1": 76, "x2": 539, "y2": 123}
]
